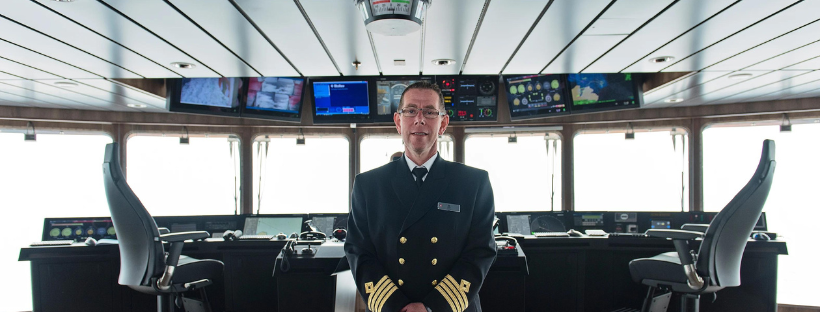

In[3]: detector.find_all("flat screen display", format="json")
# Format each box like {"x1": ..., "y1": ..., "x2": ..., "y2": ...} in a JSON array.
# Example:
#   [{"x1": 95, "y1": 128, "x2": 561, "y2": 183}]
[
  {"x1": 169, "y1": 78, "x2": 242, "y2": 116},
  {"x1": 567, "y1": 73, "x2": 641, "y2": 113},
  {"x1": 43, "y1": 218, "x2": 116, "y2": 241},
  {"x1": 243, "y1": 217, "x2": 303, "y2": 236},
  {"x1": 242, "y1": 77, "x2": 305, "y2": 122},
  {"x1": 505, "y1": 74, "x2": 569, "y2": 120},
  {"x1": 312, "y1": 80, "x2": 371, "y2": 123},
  {"x1": 506, "y1": 215, "x2": 532, "y2": 235},
  {"x1": 374, "y1": 77, "x2": 431, "y2": 121},
  {"x1": 437, "y1": 75, "x2": 498, "y2": 122}
]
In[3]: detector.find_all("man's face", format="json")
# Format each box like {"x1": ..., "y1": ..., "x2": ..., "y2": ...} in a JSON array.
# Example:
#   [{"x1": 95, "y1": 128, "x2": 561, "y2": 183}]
[{"x1": 394, "y1": 88, "x2": 449, "y2": 156}]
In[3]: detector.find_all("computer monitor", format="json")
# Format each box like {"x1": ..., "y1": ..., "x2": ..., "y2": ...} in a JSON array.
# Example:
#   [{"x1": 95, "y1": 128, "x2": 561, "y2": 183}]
[
  {"x1": 241, "y1": 77, "x2": 305, "y2": 122},
  {"x1": 307, "y1": 213, "x2": 349, "y2": 237},
  {"x1": 42, "y1": 217, "x2": 116, "y2": 241},
  {"x1": 311, "y1": 78, "x2": 372, "y2": 123},
  {"x1": 374, "y1": 76, "x2": 432, "y2": 122},
  {"x1": 243, "y1": 216, "x2": 304, "y2": 236},
  {"x1": 436, "y1": 75, "x2": 499, "y2": 122},
  {"x1": 168, "y1": 78, "x2": 243, "y2": 117},
  {"x1": 567, "y1": 73, "x2": 642, "y2": 114},
  {"x1": 505, "y1": 74, "x2": 570, "y2": 120},
  {"x1": 505, "y1": 214, "x2": 532, "y2": 235}
]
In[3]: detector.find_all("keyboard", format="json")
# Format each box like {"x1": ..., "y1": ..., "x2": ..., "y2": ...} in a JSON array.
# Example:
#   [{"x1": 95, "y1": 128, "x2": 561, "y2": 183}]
[
  {"x1": 30, "y1": 240, "x2": 74, "y2": 246},
  {"x1": 607, "y1": 232, "x2": 647, "y2": 238},
  {"x1": 239, "y1": 235, "x2": 274, "y2": 240},
  {"x1": 533, "y1": 232, "x2": 570, "y2": 237}
]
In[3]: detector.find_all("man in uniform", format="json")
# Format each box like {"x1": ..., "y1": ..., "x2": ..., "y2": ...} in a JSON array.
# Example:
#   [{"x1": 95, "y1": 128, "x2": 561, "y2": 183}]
[{"x1": 345, "y1": 81, "x2": 497, "y2": 312}]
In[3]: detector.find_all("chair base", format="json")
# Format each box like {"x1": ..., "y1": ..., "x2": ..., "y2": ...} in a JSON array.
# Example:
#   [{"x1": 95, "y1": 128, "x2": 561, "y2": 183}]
[
  {"x1": 157, "y1": 289, "x2": 212, "y2": 312},
  {"x1": 641, "y1": 287, "x2": 699, "y2": 312}
]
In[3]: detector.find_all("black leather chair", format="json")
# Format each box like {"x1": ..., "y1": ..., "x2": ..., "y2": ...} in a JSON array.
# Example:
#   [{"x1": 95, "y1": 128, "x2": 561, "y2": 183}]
[
  {"x1": 629, "y1": 139, "x2": 776, "y2": 312},
  {"x1": 103, "y1": 143, "x2": 223, "y2": 312}
]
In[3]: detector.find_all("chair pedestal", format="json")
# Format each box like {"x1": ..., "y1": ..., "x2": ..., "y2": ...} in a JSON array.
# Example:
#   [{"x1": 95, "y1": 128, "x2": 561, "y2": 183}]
[{"x1": 680, "y1": 294, "x2": 699, "y2": 312}]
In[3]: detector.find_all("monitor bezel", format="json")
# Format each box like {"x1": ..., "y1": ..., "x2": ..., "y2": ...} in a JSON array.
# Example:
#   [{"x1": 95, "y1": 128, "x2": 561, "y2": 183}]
[
  {"x1": 167, "y1": 78, "x2": 243, "y2": 117},
  {"x1": 310, "y1": 76, "x2": 375, "y2": 124},
  {"x1": 240, "y1": 76, "x2": 307, "y2": 123},
  {"x1": 566, "y1": 73, "x2": 644, "y2": 115},
  {"x1": 504, "y1": 73, "x2": 572, "y2": 121}
]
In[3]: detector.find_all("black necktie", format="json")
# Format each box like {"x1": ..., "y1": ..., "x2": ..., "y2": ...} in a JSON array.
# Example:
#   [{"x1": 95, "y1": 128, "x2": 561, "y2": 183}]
[{"x1": 412, "y1": 167, "x2": 428, "y2": 188}]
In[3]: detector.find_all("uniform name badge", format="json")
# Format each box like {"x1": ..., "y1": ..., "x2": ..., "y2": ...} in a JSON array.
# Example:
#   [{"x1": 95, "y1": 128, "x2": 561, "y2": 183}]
[{"x1": 437, "y1": 202, "x2": 460, "y2": 212}]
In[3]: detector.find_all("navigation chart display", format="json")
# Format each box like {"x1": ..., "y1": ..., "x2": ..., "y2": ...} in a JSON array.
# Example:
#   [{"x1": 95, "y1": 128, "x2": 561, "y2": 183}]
[
  {"x1": 568, "y1": 73, "x2": 641, "y2": 113},
  {"x1": 505, "y1": 74, "x2": 569, "y2": 120},
  {"x1": 243, "y1": 217, "x2": 303, "y2": 236}
]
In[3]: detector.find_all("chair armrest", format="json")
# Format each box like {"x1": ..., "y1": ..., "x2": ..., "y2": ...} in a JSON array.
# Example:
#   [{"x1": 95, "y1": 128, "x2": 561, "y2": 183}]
[
  {"x1": 645, "y1": 229, "x2": 703, "y2": 240},
  {"x1": 160, "y1": 231, "x2": 209, "y2": 242},
  {"x1": 680, "y1": 224, "x2": 709, "y2": 233},
  {"x1": 158, "y1": 227, "x2": 171, "y2": 235}
]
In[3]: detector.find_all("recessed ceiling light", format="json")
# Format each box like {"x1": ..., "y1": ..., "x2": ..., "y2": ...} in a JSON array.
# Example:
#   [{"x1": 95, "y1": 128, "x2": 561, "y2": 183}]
[
  {"x1": 127, "y1": 103, "x2": 147, "y2": 108},
  {"x1": 649, "y1": 56, "x2": 675, "y2": 64},
  {"x1": 664, "y1": 98, "x2": 684, "y2": 103},
  {"x1": 432, "y1": 59, "x2": 455, "y2": 66},
  {"x1": 54, "y1": 81, "x2": 78, "y2": 88},
  {"x1": 52, "y1": 0, "x2": 74, "y2": 2},
  {"x1": 171, "y1": 62, "x2": 196, "y2": 69},
  {"x1": 728, "y1": 73, "x2": 754, "y2": 80}
]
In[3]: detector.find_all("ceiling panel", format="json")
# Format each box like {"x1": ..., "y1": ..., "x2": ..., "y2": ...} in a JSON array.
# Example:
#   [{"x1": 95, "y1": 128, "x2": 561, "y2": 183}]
[
  {"x1": 0, "y1": 72, "x2": 21, "y2": 80},
  {"x1": 584, "y1": 0, "x2": 736, "y2": 73},
  {"x1": 300, "y1": 0, "x2": 378, "y2": 76},
  {"x1": 643, "y1": 71, "x2": 731, "y2": 105},
  {"x1": 781, "y1": 55, "x2": 820, "y2": 71},
  {"x1": 421, "y1": 0, "x2": 485, "y2": 75},
  {"x1": 542, "y1": 35, "x2": 625, "y2": 74},
  {"x1": 0, "y1": 79, "x2": 136, "y2": 111},
  {"x1": 656, "y1": 70, "x2": 773, "y2": 106},
  {"x1": 689, "y1": 70, "x2": 811, "y2": 104},
  {"x1": 33, "y1": 0, "x2": 215, "y2": 78},
  {"x1": 664, "y1": 1, "x2": 820, "y2": 72},
  {"x1": 462, "y1": 0, "x2": 551, "y2": 74},
  {"x1": 371, "y1": 32, "x2": 422, "y2": 76},
  {"x1": 502, "y1": 0, "x2": 610, "y2": 75},
  {"x1": 73, "y1": 79, "x2": 165, "y2": 108},
  {"x1": 0, "y1": 40, "x2": 100, "y2": 79},
  {"x1": 0, "y1": 91, "x2": 47, "y2": 108},
  {"x1": 783, "y1": 88, "x2": 820, "y2": 100},
  {"x1": 742, "y1": 41, "x2": 820, "y2": 71},
  {"x1": 233, "y1": 0, "x2": 336, "y2": 77},
  {"x1": 622, "y1": 0, "x2": 797, "y2": 73},
  {"x1": 0, "y1": 18, "x2": 140, "y2": 79},
  {"x1": 168, "y1": 0, "x2": 299, "y2": 77},
  {"x1": 752, "y1": 77, "x2": 820, "y2": 102},
  {"x1": 0, "y1": 81, "x2": 87, "y2": 109},
  {"x1": 0, "y1": 1, "x2": 179, "y2": 78},
  {"x1": 705, "y1": 21, "x2": 820, "y2": 71},
  {"x1": 0, "y1": 57, "x2": 62, "y2": 80},
  {"x1": 711, "y1": 70, "x2": 820, "y2": 104},
  {"x1": 101, "y1": 0, "x2": 258, "y2": 77}
]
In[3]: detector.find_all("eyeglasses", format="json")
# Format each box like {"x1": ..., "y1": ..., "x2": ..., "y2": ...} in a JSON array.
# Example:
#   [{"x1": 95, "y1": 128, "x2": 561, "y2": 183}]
[{"x1": 397, "y1": 107, "x2": 446, "y2": 119}]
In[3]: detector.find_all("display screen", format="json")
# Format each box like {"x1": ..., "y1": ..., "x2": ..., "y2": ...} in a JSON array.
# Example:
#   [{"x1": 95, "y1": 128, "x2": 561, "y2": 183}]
[
  {"x1": 567, "y1": 73, "x2": 640, "y2": 113},
  {"x1": 179, "y1": 78, "x2": 242, "y2": 108},
  {"x1": 506, "y1": 74, "x2": 569, "y2": 120},
  {"x1": 243, "y1": 217, "x2": 303, "y2": 236},
  {"x1": 650, "y1": 219, "x2": 672, "y2": 229},
  {"x1": 574, "y1": 213, "x2": 604, "y2": 227},
  {"x1": 375, "y1": 78, "x2": 430, "y2": 117},
  {"x1": 243, "y1": 77, "x2": 304, "y2": 121},
  {"x1": 437, "y1": 76, "x2": 497, "y2": 122},
  {"x1": 44, "y1": 218, "x2": 116, "y2": 241},
  {"x1": 313, "y1": 81, "x2": 370, "y2": 116},
  {"x1": 506, "y1": 215, "x2": 531, "y2": 235}
]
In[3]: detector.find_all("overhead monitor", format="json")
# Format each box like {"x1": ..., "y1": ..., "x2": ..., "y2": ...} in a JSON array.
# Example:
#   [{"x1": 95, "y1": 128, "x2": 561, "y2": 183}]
[
  {"x1": 436, "y1": 75, "x2": 498, "y2": 122},
  {"x1": 168, "y1": 78, "x2": 243, "y2": 117},
  {"x1": 505, "y1": 74, "x2": 570, "y2": 120},
  {"x1": 242, "y1": 77, "x2": 305, "y2": 122},
  {"x1": 311, "y1": 78, "x2": 372, "y2": 123},
  {"x1": 243, "y1": 216, "x2": 304, "y2": 236},
  {"x1": 567, "y1": 73, "x2": 642, "y2": 114},
  {"x1": 42, "y1": 217, "x2": 116, "y2": 241},
  {"x1": 374, "y1": 76, "x2": 432, "y2": 122}
]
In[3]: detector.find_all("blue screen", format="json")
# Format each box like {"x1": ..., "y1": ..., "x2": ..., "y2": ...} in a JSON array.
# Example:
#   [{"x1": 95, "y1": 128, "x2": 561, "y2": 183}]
[{"x1": 313, "y1": 81, "x2": 370, "y2": 116}]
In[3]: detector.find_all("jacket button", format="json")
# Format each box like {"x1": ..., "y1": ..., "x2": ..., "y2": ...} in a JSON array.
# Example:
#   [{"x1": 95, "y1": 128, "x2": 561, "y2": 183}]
[
  {"x1": 432, "y1": 280, "x2": 437, "y2": 286},
  {"x1": 398, "y1": 279, "x2": 404, "y2": 286},
  {"x1": 431, "y1": 258, "x2": 437, "y2": 265},
  {"x1": 400, "y1": 237, "x2": 407, "y2": 244},
  {"x1": 399, "y1": 258, "x2": 405, "y2": 265},
  {"x1": 431, "y1": 237, "x2": 438, "y2": 244}
]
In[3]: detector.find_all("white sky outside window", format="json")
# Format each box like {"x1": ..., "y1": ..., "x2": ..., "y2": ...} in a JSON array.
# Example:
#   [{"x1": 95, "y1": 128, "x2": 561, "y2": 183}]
[
  {"x1": 253, "y1": 135, "x2": 349, "y2": 214},
  {"x1": 359, "y1": 134, "x2": 453, "y2": 174},
  {"x1": 465, "y1": 134, "x2": 562, "y2": 212},
  {"x1": 574, "y1": 131, "x2": 689, "y2": 211},
  {"x1": 0, "y1": 132, "x2": 112, "y2": 312},
  {"x1": 126, "y1": 135, "x2": 240, "y2": 216},
  {"x1": 703, "y1": 122, "x2": 820, "y2": 307}
]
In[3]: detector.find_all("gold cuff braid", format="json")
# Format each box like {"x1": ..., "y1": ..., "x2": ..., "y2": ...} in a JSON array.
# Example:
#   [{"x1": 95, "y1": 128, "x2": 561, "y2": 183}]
[
  {"x1": 434, "y1": 275, "x2": 470, "y2": 312},
  {"x1": 366, "y1": 275, "x2": 398, "y2": 312}
]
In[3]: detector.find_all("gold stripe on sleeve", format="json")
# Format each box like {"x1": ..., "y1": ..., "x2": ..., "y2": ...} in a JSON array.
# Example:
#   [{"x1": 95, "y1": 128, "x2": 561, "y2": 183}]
[
  {"x1": 368, "y1": 276, "x2": 390, "y2": 311},
  {"x1": 435, "y1": 285, "x2": 458, "y2": 312},
  {"x1": 375, "y1": 283, "x2": 398, "y2": 312},
  {"x1": 445, "y1": 275, "x2": 469, "y2": 309},
  {"x1": 372, "y1": 280, "x2": 396, "y2": 312},
  {"x1": 439, "y1": 278, "x2": 465, "y2": 312}
]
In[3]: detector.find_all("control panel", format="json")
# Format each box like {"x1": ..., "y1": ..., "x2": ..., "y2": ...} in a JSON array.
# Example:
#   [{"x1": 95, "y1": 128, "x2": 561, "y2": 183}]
[{"x1": 437, "y1": 75, "x2": 498, "y2": 122}]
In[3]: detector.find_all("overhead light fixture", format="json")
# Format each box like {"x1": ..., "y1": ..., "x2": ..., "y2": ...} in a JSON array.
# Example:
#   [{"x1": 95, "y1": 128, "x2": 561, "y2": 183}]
[
  {"x1": 296, "y1": 129, "x2": 305, "y2": 145},
  {"x1": 780, "y1": 114, "x2": 792, "y2": 132},
  {"x1": 625, "y1": 123, "x2": 635, "y2": 140},
  {"x1": 170, "y1": 62, "x2": 196, "y2": 69},
  {"x1": 394, "y1": 59, "x2": 406, "y2": 66},
  {"x1": 352, "y1": 60, "x2": 362, "y2": 70},
  {"x1": 127, "y1": 103, "x2": 147, "y2": 108},
  {"x1": 52, "y1": 0, "x2": 74, "y2": 2},
  {"x1": 53, "y1": 81, "x2": 78, "y2": 88},
  {"x1": 664, "y1": 98, "x2": 684, "y2": 103},
  {"x1": 180, "y1": 126, "x2": 189, "y2": 145},
  {"x1": 649, "y1": 56, "x2": 675, "y2": 64},
  {"x1": 508, "y1": 132, "x2": 517, "y2": 144},
  {"x1": 432, "y1": 59, "x2": 455, "y2": 66},
  {"x1": 25, "y1": 121, "x2": 36, "y2": 142},
  {"x1": 355, "y1": 0, "x2": 430, "y2": 36},
  {"x1": 728, "y1": 73, "x2": 753, "y2": 80}
]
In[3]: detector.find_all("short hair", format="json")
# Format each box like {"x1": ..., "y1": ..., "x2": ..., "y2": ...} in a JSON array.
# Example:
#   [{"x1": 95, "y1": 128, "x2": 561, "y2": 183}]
[{"x1": 398, "y1": 81, "x2": 446, "y2": 111}]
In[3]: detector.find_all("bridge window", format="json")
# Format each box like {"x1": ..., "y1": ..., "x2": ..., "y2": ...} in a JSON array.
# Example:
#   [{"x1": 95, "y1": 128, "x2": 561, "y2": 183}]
[
  {"x1": 359, "y1": 134, "x2": 453, "y2": 174},
  {"x1": 703, "y1": 120, "x2": 820, "y2": 307},
  {"x1": 0, "y1": 131, "x2": 112, "y2": 312},
  {"x1": 574, "y1": 129, "x2": 689, "y2": 212},
  {"x1": 465, "y1": 133, "x2": 563, "y2": 212},
  {"x1": 252, "y1": 135, "x2": 349, "y2": 214},
  {"x1": 126, "y1": 134, "x2": 241, "y2": 216}
]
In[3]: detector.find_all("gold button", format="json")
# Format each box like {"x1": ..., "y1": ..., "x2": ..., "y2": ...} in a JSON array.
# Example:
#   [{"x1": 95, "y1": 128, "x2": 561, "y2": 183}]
[
  {"x1": 431, "y1": 258, "x2": 438, "y2": 265},
  {"x1": 431, "y1": 237, "x2": 438, "y2": 244},
  {"x1": 400, "y1": 237, "x2": 407, "y2": 244},
  {"x1": 399, "y1": 258, "x2": 405, "y2": 265},
  {"x1": 398, "y1": 279, "x2": 404, "y2": 286},
  {"x1": 432, "y1": 280, "x2": 437, "y2": 286}
]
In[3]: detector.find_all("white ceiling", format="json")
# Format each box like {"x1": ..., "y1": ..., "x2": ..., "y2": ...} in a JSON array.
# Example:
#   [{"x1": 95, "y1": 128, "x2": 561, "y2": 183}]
[{"x1": 0, "y1": 0, "x2": 819, "y2": 112}]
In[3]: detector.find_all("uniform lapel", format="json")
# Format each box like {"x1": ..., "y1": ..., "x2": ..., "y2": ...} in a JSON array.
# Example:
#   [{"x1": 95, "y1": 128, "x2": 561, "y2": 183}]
[
  {"x1": 399, "y1": 156, "x2": 449, "y2": 234},
  {"x1": 391, "y1": 158, "x2": 419, "y2": 215}
]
